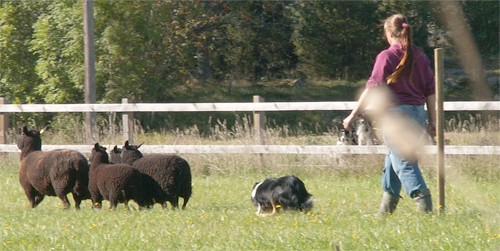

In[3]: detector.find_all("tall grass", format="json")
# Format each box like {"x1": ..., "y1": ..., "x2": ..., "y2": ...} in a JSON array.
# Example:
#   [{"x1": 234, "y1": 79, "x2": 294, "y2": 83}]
[
  {"x1": 0, "y1": 157, "x2": 498, "y2": 250},
  {"x1": 1, "y1": 121, "x2": 498, "y2": 250},
  {"x1": 1, "y1": 152, "x2": 499, "y2": 249}
]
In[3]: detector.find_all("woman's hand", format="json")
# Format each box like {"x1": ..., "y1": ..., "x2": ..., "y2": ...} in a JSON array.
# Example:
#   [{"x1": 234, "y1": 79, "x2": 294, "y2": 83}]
[
  {"x1": 426, "y1": 122, "x2": 436, "y2": 137},
  {"x1": 343, "y1": 114, "x2": 355, "y2": 131}
]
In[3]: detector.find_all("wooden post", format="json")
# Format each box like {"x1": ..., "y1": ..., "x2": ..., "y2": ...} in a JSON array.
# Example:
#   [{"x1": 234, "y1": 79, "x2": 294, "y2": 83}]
[
  {"x1": 83, "y1": 0, "x2": 96, "y2": 143},
  {"x1": 435, "y1": 48, "x2": 445, "y2": 213},
  {"x1": 0, "y1": 97, "x2": 8, "y2": 144},
  {"x1": 253, "y1": 95, "x2": 265, "y2": 145},
  {"x1": 253, "y1": 95, "x2": 266, "y2": 167},
  {"x1": 122, "y1": 98, "x2": 134, "y2": 144}
]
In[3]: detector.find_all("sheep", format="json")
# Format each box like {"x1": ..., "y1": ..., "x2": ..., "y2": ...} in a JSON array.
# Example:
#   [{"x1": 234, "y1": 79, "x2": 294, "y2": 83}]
[
  {"x1": 88, "y1": 143, "x2": 153, "y2": 209},
  {"x1": 17, "y1": 126, "x2": 90, "y2": 209},
  {"x1": 119, "y1": 141, "x2": 192, "y2": 209},
  {"x1": 109, "y1": 145, "x2": 122, "y2": 164},
  {"x1": 109, "y1": 145, "x2": 165, "y2": 207}
]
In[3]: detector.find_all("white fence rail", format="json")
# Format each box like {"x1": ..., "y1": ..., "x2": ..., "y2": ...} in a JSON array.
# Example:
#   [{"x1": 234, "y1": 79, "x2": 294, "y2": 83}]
[
  {"x1": 0, "y1": 101, "x2": 498, "y2": 112},
  {"x1": 1, "y1": 100, "x2": 499, "y2": 155},
  {"x1": 0, "y1": 144, "x2": 498, "y2": 155}
]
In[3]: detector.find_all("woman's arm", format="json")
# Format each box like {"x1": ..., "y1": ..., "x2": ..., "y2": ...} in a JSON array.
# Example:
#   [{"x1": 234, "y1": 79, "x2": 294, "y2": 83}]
[{"x1": 343, "y1": 88, "x2": 371, "y2": 130}]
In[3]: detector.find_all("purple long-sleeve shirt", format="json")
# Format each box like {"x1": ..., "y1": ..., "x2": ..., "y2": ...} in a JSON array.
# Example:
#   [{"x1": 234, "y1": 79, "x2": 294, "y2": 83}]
[{"x1": 366, "y1": 43, "x2": 435, "y2": 105}]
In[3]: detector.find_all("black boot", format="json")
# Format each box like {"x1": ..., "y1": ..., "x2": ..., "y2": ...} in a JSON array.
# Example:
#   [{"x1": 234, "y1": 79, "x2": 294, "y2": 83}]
[
  {"x1": 377, "y1": 192, "x2": 400, "y2": 216},
  {"x1": 412, "y1": 188, "x2": 433, "y2": 213}
]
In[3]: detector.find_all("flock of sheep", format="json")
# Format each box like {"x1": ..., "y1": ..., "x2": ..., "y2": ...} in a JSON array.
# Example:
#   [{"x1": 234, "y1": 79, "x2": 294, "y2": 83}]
[{"x1": 17, "y1": 126, "x2": 192, "y2": 210}]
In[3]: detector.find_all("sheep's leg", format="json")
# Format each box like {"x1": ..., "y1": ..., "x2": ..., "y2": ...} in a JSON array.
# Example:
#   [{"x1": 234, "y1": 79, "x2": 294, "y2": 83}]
[
  {"x1": 20, "y1": 181, "x2": 43, "y2": 208},
  {"x1": 32, "y1": 194, "x2": 45, "y2": 208},
  {"x1": 181, "y1": 197, "x2": 190, "y2": 210},
  {"x1": 91, "y1": 193, "x2": 103, "y2": 209},
  {"x1": 107, "y1": 191, "x2": 120, "y2": 210},
  {"x1": 93, "y1": 199, "x2": 103, "y2": 209},
  {"x1": 170, "y1": 196, "x2": 179, "y2": 209},
  {"x1": 56, "y1": 194, "x2": 71, "y2": 209},
  {"x1": 123, "y1": 200, "x2": 131, "y2": 210},
  {"x1": 161, "y1": 203, "x2": 169, "y2": 209},
  {"x1": 72, "y1": 192, "x2": 82, "y2": 210},
  {"x1": 72, "y1": 181, "x2": 89, "y2": 209},
  {"x1": 107, "y1": 200, "x2": 117, "y2": 209},
  {"x1": 74, "y1": 197, "x2": 82, "y2": 210}
]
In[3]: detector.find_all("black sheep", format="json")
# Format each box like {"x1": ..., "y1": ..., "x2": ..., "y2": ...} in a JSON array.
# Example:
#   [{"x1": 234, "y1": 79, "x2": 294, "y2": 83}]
[
  {"x1": 120, "y1": 141, "x2": 192, "y2": 209},
  {"x1": 89, "y1": 143, "x2": 152, "y2": 209},
  {"x1": 109, "y1": 145, "x2": 122, "y2": 164},
  {"x1": 17, "y1": 126, "x2": 90, "y2": 209}
]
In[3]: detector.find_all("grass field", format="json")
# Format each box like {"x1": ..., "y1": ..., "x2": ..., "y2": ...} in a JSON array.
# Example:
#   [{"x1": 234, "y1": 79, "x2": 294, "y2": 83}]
[{"x1": 1, "y1": 147, "x2": 498, "y2": 250}]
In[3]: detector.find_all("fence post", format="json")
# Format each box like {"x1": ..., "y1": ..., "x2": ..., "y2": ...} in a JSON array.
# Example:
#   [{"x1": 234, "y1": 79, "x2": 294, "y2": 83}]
[
  {"x1": 83, "y1": 0, "x2": 96, "y2": 144},
  {"x1": 122, "y1": 98, "x2": 134, "y2": 144},
  {"x1": 0, "y1": 97, "x2": 8, "y2": 144},
  {"x1": 253, "y1": 95, "x2": 266, "y2": 145},
  {"x1": 435, "y1": 48, "x2": 445, "y2": 213},
  {"x1": 253, "y1": 95, "x2": 266, "y2": 167}
]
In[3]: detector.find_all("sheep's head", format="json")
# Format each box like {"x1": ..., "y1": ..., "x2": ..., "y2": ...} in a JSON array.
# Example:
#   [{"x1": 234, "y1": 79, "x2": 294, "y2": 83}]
[
  {"x1": 90, "y1": 143, "x2": 109, "y2": 164},
  {"x1": 17, "y1": 125, "x2": 48, "y2": 160},
  {"x1": 124, "y1": 140, "x2": 142, "y2": 151},
  {"x1": 112, "y1": 145, "x2": 121, "y2": 153},
  {"x1": 121, "y1": 140, "x2": 143, "y2": 163},
  {"x1": 109, "y1": 145, "x2": 122, "y2": 163}
]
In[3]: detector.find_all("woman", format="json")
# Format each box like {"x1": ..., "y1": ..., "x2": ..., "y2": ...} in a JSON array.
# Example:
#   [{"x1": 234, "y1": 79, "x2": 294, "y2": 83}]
[{"x1": 343, "y1": 14, "x2": 435, "y2": 215}]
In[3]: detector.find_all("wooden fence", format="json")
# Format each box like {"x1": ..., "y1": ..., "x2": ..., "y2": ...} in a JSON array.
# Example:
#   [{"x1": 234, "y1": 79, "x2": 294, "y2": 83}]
[{"x1": 0, "y1": 97, "x2": 499, "y2": 155}]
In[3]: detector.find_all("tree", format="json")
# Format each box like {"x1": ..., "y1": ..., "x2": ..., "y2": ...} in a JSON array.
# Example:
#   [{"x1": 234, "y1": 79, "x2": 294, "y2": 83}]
[
  {"x1": 0, "y1": 1, "x2": 47, "y2": 104},
  {"x1": 462, "y1": 1, "x2": 499, "y2": 57},
  {"x1": 95, "y1": 0, "x2": 203, "y2": 102},
  {"x1": 220, "y1": 1, "x2": 297, "y2": 82},
  {"x1": 30, "y1": 0, "x2": 85, "y2": 104},
  {"x1": 289, "y1": 1, "x2": 381, "y2": 80}
]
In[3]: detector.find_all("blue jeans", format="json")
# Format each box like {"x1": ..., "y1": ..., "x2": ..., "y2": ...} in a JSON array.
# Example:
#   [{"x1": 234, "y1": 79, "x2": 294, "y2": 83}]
[{"x1": 381, "y1": 105, "x2": 429, "y2": 197}]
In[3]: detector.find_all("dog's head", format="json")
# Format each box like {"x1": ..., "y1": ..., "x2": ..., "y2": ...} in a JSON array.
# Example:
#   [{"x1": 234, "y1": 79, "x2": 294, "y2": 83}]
[{"x1": 336, "y1": 129, "x2": 357, "y2": 145}]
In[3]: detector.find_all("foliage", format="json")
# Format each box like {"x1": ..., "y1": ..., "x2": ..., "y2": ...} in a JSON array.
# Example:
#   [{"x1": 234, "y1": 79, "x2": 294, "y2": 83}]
[
  {"x1": 30, "y1": 0, "x2": 84, "y2": 104},
  {"x1": 95, "y1": 0, "x2": 204, "y2": 103},
  {"x1": 461, "y1": 1, "x2": 499, "y2": 56},
  {"x1": 0, "y1": 0, "x2": 498, "y2": 131},
  {"x1": 0, "y1": 1, "x2": 46, "y2": 104},
  {"x1": 289, "y1": 1, "x2": 382, "y2": 79},
  {"x1": 221, "y1": 2, "x2": 297, "y2": 82}
]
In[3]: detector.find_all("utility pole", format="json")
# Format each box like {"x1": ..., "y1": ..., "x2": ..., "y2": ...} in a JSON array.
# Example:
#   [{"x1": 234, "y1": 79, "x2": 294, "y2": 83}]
[{"x1": 83, "y1": 0, "x2": 96, "y2": 143}]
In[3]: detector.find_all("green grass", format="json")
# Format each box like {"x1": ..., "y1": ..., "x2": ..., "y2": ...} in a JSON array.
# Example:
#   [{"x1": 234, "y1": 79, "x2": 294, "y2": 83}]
[{"x1": 1, "y1": 153, "x2": 498, "y2": 250}]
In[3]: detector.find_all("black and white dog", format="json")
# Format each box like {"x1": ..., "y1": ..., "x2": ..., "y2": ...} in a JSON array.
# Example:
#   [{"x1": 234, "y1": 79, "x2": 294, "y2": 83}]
[{"x1": 251, "y1": 175, "x2": 313, "y2": 216}]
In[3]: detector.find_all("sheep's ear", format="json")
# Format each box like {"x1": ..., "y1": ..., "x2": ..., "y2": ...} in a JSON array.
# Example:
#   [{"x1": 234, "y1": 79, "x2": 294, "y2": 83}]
[
  {"x1": 113, "y1": 145, "x2": 118, "y2": 150},
  {"x1": 94, "y1": 143, "x2": 100, "y2": 149},
  {"x1": 138, "y1": 143, "x2": 143, "y2": 149},
  {"x1": 124, "y1": 140, "x2": 129, "y2": 148},
  {"x1": 22, "y1": 126, "x2": 29, "y2": 134}
]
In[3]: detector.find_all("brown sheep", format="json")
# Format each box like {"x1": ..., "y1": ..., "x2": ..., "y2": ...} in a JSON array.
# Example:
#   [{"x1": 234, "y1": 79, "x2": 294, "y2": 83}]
[
  {"x1": 109, "y1": 145, "x2": 122, "y2": 164},
  {"x1": 119, "y1": 141, "x2": 192, "y2": 209},
  {"x1": 17, "y1": 126, "x2": 90, "y2": 209},
  {"x1": 89, "y1": 143, "x2": 152, "y2": 209}
]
